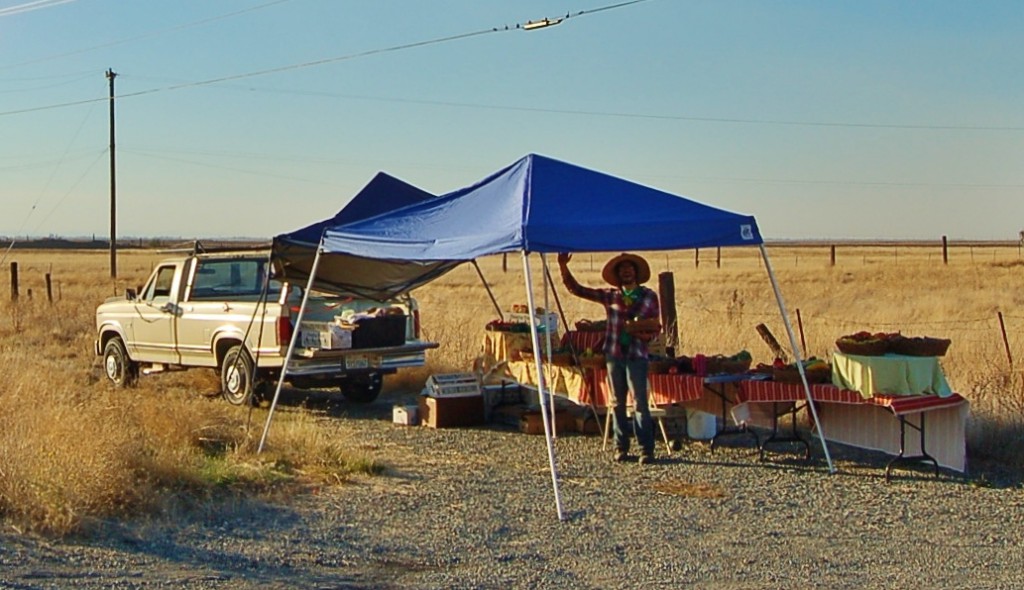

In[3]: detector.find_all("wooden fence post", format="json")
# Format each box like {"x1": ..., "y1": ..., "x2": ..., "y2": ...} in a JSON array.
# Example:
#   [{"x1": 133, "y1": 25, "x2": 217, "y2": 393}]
[
  {"x1": 716, "y1": 247, "x2": 721, "y2": 269},
  {"x1": 796, "y1": 308, "x2": 806, "y2": 353},
  {"x1": 830, "y1": 245, "x2": 836, "y2": 267},
  {"x1": 942, "y1": 235, "x2": 948, "y2": 265},
  {"x1": 658, "y1": 272, "x2": 678, "y2": 357},
  {"x1": 45, "y1": 273, "x2": 53, "y2": 303},
  {"x1": 694, "y1": 248, "x2": 700, "y2": 268},
  {"x1": 9, "y1": 262, "x2": 17, "y2": 302},
  {"x1": 998, "y1": 311, "x2": 1013, "y2": 366}
]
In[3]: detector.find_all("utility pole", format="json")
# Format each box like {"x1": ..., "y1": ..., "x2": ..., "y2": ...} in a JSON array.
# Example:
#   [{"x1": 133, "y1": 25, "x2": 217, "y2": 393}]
[{"x1": 107, "y1": 68, "x2": 117, "y2": 278}]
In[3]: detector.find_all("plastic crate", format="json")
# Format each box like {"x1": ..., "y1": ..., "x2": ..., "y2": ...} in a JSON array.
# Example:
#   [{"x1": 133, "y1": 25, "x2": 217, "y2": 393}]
[
  {"x1": 427, "y1": 373, "x2": 481, "y2": 398},
  {"x1": 507, "y1": 312, "x2": 559, "y2": 333}
]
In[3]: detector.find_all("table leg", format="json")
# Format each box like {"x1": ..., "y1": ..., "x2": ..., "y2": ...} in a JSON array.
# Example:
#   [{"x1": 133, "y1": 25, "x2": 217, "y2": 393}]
[
  {"x1": 758, "y1": 402, "x2": 811, "y2": 462},
  {"x1": 708, "y1": 382, "x2": 759, "y2": 451},
  {"x1": 884, "y1": 412, "x2": 939, "y2": 482}
]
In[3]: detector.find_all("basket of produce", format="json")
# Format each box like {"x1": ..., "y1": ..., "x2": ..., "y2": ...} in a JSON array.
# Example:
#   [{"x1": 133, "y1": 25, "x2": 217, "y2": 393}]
[
  {"x1": 625, "y1": 318, "x2": 661, "y2": 343},
  {"x1": 705, "y1": 351, "x2": 753, "y2": 375},
  {"x1": 835, "y1": 331, "x2": 898, "y2": 356},
  {"x1": 514, "y1": 349, "x2": 535, "y2": 362},
  {"x1": 624, "y1": 318, "x2": 661, "y2": 334},
  {"x1": 574, "y1": 319, "x2": 607, "y2": 332},
  {"x1": 648, "y1": 358, "x2": 677, "y2": 374},
  {"x1": 773, "y1": 358, "x2": 832, "y2": 384},
  {"x1": 889, "y1": 336, "x2": 951, "y2": 357},
  {"x1": 549, "y1": 351, "x2": 575, "y2": 366}
]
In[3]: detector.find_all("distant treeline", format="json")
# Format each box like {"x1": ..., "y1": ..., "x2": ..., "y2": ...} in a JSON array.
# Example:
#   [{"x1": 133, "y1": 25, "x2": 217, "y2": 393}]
[{"x1": 1, "y1": 237, "x2": 268, "y2": 250}]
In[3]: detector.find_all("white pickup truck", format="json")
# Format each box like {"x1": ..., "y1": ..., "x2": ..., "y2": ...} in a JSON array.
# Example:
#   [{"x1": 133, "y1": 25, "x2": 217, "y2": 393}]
[{"x1": 95, "y1": 250, "x2": 436, "y2": 404}]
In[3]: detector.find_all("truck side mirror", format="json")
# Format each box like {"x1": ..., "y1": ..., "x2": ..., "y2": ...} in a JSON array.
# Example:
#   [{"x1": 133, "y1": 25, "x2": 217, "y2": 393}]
[{"x1": 125, "y1": 287, "x2": 137, "y2": 300}]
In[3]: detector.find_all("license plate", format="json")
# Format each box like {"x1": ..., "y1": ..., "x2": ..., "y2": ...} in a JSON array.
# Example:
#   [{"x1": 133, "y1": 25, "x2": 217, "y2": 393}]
[{"x1": 344, "y1": 354, "x2": 370, "y2": 369}]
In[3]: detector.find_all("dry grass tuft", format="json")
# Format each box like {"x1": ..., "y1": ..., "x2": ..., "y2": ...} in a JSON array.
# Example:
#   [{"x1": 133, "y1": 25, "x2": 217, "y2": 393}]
[{"x1": 651, "y1": 480, "x2": 729, "y2": 499}]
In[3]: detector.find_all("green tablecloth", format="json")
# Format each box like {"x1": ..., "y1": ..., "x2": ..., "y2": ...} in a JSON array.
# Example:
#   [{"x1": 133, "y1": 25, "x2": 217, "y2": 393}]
[{"x1": 832, "y1": 352, "x2": 953, "y2": 399}]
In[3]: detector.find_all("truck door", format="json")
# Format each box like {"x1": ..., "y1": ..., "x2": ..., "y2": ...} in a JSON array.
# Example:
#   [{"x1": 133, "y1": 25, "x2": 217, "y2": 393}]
[
  {"x1": 130, "y1": 263, "x2": 181, "y2": 364},
  {"x1": 178, "y1": 257, "x2": 270, "y2": 368}
]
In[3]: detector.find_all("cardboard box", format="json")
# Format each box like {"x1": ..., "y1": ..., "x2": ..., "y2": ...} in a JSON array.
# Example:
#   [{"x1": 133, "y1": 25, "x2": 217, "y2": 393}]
[
  {"x1": 575, "y1": 412, "x2": 605, "y2": 435},
  {"x1": 419, "y1": 394, "x2": 485, "y2": 428},
  {"x1": 519, "y1": 408, "x2": 574, "y2": 435},
  {"x1": 392, "y1": 404, "x2": 419, "y2": 426},
  {"x1": 492, "y1": 404, "x2": 529, "y2": 427},
  {"x1": 299, "y1": 321, "x2": 353, "y2": 350}
]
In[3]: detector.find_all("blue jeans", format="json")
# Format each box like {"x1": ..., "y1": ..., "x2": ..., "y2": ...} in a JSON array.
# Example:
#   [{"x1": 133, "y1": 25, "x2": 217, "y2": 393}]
[{"x1": 607, "y1": 357, "x2": 654, "y2": 456}]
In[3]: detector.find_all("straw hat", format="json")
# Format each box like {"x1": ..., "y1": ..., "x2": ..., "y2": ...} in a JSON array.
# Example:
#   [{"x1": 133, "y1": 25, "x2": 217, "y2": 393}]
[{"x1": 601, "y1": 253, "x2": 651, "y2": 286}]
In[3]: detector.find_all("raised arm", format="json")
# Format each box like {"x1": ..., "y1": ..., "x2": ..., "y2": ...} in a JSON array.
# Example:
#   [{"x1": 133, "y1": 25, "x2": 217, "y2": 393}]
[{"x1": 557, "y1": 252, "x2": 602, "y2": 302}]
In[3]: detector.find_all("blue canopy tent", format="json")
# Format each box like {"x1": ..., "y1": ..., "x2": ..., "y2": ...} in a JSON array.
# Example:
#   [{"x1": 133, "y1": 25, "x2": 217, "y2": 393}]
[
  {"x1": 272, "y1": 171, "x2": 461, "y2": 301},
  {"x1": 262, "y1": 155, "x2": 834, "y2": 520}
]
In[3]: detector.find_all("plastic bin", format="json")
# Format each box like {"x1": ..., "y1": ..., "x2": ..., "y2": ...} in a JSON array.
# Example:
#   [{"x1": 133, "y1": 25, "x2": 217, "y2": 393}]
[
  {"x1": 687, "y1": 410, "x2": 717, "y2": 440},
  {"x1": 352, "y1": 315, "x2": 407, "y2": 349}
]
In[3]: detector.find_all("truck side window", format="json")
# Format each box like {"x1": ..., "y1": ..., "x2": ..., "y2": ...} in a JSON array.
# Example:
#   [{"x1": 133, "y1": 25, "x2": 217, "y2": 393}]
[{"x1": 144, "y1": 266, "x2": 176, "y2": 303}]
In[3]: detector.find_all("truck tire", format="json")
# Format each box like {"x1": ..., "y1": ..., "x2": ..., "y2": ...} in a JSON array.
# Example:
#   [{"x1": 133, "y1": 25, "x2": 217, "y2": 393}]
[
  {"x1": 340, "y1": 373, "x2": 383, "y2": 404},
  {"x1": 221, "y1": 345, "x2": 257, "y2": 406},
  {"x1": 103, "y1": 336, "x2": 138, "y2": 387}
]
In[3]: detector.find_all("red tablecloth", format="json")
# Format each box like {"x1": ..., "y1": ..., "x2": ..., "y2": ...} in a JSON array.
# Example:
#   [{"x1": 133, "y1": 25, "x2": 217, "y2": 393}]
[
  {"x1": 736, "y1": 380, "x2": 970, "y2": 472},
  {"x1": 737, "y1": 380, "x2": 966, "y2": 416},
  {"x1": 560, "y1": 330, "x2": 605, "y2": 354},
  {"x1": 589, "y1": 369, "x2": 704, "y2": 407}
]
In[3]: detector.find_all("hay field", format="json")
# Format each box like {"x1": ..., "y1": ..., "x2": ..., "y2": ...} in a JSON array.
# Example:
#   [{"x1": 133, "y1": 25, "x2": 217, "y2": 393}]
[{"x1": 1, "y1": 244, "x2": 1022, "y2": 533}]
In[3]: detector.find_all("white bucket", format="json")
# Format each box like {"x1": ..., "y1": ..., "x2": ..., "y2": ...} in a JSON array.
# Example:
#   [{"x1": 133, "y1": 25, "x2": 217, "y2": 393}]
[{"x1": 687, "y1": 410, "x2": 717, "y2": 440}]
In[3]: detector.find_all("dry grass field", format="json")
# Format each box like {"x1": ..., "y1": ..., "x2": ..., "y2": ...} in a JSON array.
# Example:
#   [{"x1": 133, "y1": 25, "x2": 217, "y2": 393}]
[{"x1": 1, "y1": 244, "x2": 1022, "y2": 535}]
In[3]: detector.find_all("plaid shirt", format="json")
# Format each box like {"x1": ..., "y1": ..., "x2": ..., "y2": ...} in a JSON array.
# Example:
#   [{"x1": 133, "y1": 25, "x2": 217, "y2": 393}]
[{"x1": 562, "y1": 277, "x2": 660, "y2": 360}]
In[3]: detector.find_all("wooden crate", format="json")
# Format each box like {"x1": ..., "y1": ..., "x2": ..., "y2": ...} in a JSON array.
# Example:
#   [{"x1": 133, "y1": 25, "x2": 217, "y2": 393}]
[{"x1": 419, "y1": 395, "x2": 485, "y2": 428}]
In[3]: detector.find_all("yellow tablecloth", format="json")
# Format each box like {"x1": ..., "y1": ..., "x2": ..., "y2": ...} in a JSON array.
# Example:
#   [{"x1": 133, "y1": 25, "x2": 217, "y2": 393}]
[
  {"x1": 482, "y1": 331, "x2": 535, "y2": 363},
  {"x1": 832, "y1": 352, "x2": 952, "y2": 399},
  {"x1": 506, "y1": 361, "x2": 591, "y2": 403}
]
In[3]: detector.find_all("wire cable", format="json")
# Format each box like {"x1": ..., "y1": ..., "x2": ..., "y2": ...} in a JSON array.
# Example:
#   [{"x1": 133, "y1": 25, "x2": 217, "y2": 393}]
[
  {"x1": 0, "y1": 1, "x2": 657, "y2": 117},
  {"x1": 0, "y1": 0, "x2": 297, "y2": 69},
  {"x1": 0, "y1": 0, "x2": 79, "y2": 18}
]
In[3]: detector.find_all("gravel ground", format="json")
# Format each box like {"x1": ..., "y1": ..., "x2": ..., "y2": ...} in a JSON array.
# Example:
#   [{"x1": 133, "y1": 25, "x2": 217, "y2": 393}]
[{"x1": 2, "y1": 389, "x2": 1023, "y2": 590}]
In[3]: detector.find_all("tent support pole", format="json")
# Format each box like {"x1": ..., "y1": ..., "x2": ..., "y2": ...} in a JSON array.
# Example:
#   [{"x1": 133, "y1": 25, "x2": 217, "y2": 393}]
[
  {"x1": 471, "y1": 259, "x2": 504, "y2": 321},
  {"x1": 543, "y1": 258, "x2": 604, "y2": 431},
  {"x1": 258, "y1": 246, "x2": 324, "y2": 454},
  {"x1": 523, "y1": 252, "x2": 566, "y2": 521},
  {"x1": 759, "y1": 244, "x2": 835, "y2": 473},
  {"x1": 540, "y1": 255, "x2": 558, "y2": 436}
]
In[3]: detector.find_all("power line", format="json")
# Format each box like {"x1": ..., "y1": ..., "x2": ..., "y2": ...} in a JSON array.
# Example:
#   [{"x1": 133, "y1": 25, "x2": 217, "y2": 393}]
[
  {"x1": 121, "y1": 149, "x2": 343, "y2": 187},
  {"x1": 0, "y1": 1, "x2": 650, "y2": 116},
  {"x1": 0, "y1": 0, "x2": 79, "y2": 18},
  {"x1": 0, "y1": 0, "x2": 298, "y2": 70},
  {"x1": 181, "y1": 82, "x2": 1024, "y2": 133},
  {"x1": 2, "y1": 0, "x2": 1021, "y2": 135}
]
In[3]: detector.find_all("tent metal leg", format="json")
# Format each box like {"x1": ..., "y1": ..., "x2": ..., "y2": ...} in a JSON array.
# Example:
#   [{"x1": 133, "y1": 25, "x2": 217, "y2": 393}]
[
  {"x1": 522, "y1": 252, "x2": 566, "y2": 521},
  {"x1": 760, "y1": 244, "x2": 835, "y2": 474},
  {"x1": 258, "y1": 246, "x2": 324, "y2": 454}
]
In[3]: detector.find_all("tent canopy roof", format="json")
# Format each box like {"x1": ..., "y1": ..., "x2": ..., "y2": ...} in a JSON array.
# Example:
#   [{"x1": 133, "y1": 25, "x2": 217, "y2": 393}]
[
  {"x1": 320, "y1": 153, "x2": 762, "y2": 261},
  {"x1": 272, "y1": 172, "x2": 458, "y2": 300},
  {"x1": 273, "y1": 153, "x2": 763, "y2": 299}
]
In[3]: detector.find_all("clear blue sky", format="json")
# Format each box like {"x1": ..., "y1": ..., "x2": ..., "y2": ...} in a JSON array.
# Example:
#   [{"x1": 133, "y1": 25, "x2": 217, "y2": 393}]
[{"x1": 2, "y1": 0, "x2": 1022, "y2": 241}]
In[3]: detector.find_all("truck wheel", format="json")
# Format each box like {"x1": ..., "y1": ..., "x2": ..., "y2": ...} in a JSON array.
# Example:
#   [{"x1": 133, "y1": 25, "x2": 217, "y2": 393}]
[
  {"x1": 340, "y1": 373, "x2": 383, "y2": 404},
  {"x1": 221, "y1": 346, "x2": 256, "y2": 406},
  {"x1": 103, "y1": 337, "x2": 138, "y2": 387}
]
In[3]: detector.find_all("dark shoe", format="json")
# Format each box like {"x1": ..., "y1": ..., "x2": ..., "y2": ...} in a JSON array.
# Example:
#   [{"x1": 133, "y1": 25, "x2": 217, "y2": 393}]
[
  {"x1": 613, "y1": 450, "x2": 629, "y2": 463},
  {"x1": 638, "y1": 453, "x2": 656, "y2": 466}
]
